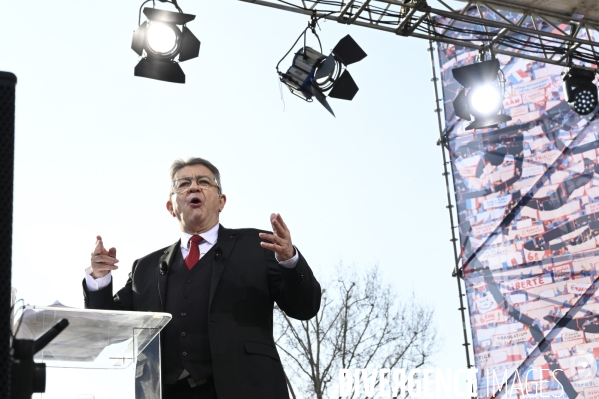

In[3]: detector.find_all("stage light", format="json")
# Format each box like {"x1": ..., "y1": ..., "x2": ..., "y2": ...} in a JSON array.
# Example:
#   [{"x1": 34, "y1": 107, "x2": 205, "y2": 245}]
[
  {"x1": 146, "y1": 22, "x2": 179, "y2": 55},
  {"x1": 469, "y1": 84, "x2": 502, "y2": 114},
  {"x1": 563, "y1": 67, "x2": 598, "y2": 115},
  {"x1": 452, "y1": 58, "x2": 511, "y2": 130},
  {"x1": 131, "y1": 7, "x2": 200, "y2": 84},
  {"x1": 278, "y1": 34, "x2": 367, "y2": 117}
]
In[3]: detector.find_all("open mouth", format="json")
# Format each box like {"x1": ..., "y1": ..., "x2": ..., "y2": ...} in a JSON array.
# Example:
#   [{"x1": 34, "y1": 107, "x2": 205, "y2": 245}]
[{"x1": 190, "y1": 197, "x2": 202, "y2": 205}]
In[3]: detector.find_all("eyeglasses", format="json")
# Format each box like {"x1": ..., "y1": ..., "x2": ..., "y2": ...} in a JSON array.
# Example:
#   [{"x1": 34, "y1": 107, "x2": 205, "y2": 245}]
[{"x1": 172, "y1": 175, "x2": 220, "y2": 194}]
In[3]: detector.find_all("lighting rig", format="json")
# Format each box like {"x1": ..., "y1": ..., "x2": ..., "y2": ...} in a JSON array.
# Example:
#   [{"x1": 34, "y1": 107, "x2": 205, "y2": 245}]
[
  {"x1": 451, "y1": 56, "x2": 511, "y2": 130},
  {"x1": 240, "y1": 0, "x2": 599, "y2": 73},
  {"x1": 277, "y1": 16, "x2": 367, "y2": 116},
  {"x1": 132, "y1": 0, "x2": 200, "y2": 83}
]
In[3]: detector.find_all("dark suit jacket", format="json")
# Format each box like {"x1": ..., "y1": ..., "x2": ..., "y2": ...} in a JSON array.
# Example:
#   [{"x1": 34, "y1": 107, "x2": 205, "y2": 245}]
[{"x1": 82, "y1": 225, "x2": 321, "y2": 399}]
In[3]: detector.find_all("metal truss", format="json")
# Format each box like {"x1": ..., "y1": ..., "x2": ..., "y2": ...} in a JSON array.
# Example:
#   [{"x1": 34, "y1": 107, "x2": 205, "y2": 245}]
[{"x1": 240, "y1": 0, "x2": 599, "y2": 70}]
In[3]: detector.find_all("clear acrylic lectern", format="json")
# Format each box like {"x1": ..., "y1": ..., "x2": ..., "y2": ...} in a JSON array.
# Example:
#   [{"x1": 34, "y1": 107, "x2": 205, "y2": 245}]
[{"x1": 15, "y1": 306, "x2": 171, "y2": 399}]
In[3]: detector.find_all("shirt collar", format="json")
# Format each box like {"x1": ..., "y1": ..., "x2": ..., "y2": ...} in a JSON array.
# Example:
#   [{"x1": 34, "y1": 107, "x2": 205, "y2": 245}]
[{"x1": 180, "y1": 223, "x2": 219, "y2": 248}]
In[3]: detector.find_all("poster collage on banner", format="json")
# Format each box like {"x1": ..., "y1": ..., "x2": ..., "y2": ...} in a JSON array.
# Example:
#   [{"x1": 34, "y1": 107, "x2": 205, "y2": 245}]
[{"x1": 437, "y1": 5, "x2": 599, "y2": 399}]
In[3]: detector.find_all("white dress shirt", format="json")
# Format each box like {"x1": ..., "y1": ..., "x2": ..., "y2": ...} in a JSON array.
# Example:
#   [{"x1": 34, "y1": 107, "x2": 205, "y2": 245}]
[{"x1": 85, "y1": 223, "x2": 299, "y2": 291}]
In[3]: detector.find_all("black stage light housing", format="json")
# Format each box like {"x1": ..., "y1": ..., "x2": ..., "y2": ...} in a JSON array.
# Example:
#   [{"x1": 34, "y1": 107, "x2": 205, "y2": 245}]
[
  {"x1": 11, "y1": 319, "x2": 69, "y2": 399},
  {"x1": 563, "y1": 67, "x2": 598, "y2": 115},
  {"x1": 132, "y1": 7, "x2": 200, "y2": 84},
  {"x1": 452, "y1": 58, "x2": 512, "y2": 130},
  {"x1": 279, "y1": 35, "x2": 367, "y2": 117}
]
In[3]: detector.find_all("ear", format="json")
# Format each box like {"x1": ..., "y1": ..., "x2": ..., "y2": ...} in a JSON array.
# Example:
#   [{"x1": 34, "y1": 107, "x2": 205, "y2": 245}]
[
  {"x1": 166, "y1": 200, "x2": 176, "y2": 217},
  {"x1": 219, "y1": 194, "x2": 227, "y2": 212}
]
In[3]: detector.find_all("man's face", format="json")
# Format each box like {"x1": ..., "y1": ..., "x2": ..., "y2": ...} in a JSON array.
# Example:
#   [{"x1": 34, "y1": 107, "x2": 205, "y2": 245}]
[{"x1": 166, "y1": 164, "x2": 226, "y2": 234}]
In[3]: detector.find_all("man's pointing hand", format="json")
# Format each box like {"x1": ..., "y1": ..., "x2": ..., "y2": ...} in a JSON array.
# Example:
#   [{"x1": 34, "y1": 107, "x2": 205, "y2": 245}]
[{"x1": 90, "y1": 235, "x2": 118, "y2": 279}]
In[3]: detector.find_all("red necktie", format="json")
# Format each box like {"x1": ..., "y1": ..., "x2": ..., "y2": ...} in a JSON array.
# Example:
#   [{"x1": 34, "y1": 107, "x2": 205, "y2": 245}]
[{"x1": 185, "y1": 235, "x2": 203, "y2": 270}]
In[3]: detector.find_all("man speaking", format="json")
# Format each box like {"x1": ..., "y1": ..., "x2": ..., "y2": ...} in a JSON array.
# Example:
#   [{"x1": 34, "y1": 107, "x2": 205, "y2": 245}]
[{"x1": 82, "y1": 157, "x2": 321, "y2": 399}]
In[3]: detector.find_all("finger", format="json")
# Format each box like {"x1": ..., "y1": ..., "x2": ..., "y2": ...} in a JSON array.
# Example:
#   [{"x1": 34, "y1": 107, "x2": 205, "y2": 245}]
[
  {"x1": 270, "y1": 220, "x2": 289, "y2": 240},
  {"x1": 93, "y1": 261, "x2": 119, "y2": 269},
  {"x1": 271, "y1": 219, "x2": 291, "y2": 241},
  {"x1": 276, "y1": 213, "x2": 289, "y2": 231},
  {"x1": 93, "y1": 264, "x2": 119, "y2": 272},
  {"x1": 93, "y1": 254, "x2": 119, "y2": 265},
  {"x1": 260, "y1": 241, "x2": 284, "y2": 253},
  {"x1": 270, "y1": 213, "x2": 279, "y2": 235},
  {"x1": 259, "y1": 232, "x2": 284, "y2": 245},
  {"x1": 108, "y1": 247, "x2": 117, "y2": 258},
  {"x1": 93, "y1": 236, "x2": 106, "y2": 255}
]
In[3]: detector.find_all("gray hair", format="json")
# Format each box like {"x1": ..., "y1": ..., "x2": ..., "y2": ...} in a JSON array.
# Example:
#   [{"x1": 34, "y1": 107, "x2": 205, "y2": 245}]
[{"x1": 169, "y1": 157, "x2": 222, "y2": 195}]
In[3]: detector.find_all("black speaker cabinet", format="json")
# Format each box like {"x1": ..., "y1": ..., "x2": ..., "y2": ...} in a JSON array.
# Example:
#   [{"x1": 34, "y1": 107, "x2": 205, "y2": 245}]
[{"x1": 0, "y1": 71, "x2": 16, "y2": 399}]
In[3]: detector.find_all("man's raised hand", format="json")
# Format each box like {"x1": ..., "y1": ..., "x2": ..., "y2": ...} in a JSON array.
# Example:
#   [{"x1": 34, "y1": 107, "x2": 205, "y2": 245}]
[
  {"x1": 259, "y1": 213, "x2": 295, "y2": 262},
  {"x1": 90, "y1": 235, "x2": 119, "y2": 279}
]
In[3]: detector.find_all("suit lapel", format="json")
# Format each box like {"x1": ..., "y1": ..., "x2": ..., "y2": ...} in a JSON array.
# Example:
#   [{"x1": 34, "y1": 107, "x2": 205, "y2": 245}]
[
  {"x1": 157, "y1": 240, "x2": 180, "y2": 311},
  {"x1": 209, "y1": 224, "x2": 237, "y2": 311}
]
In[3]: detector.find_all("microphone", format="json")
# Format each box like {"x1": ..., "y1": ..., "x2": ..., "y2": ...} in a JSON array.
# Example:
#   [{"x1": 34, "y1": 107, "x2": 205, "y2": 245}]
[
  {"x1": 159, "y1": 261, "x2": 169, "y2": 275},
  {"x1": 214, "y1": 248, "x2": 223, "y2": 263}
]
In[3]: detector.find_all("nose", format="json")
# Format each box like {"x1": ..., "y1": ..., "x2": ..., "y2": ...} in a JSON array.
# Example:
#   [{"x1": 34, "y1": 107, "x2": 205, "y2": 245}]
[{"x1": 188, "y1": 179, "x2": 201, "y2": 192}]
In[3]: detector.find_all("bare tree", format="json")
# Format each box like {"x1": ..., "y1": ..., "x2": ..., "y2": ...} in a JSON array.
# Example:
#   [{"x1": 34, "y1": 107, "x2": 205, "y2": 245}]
[{"x1": 274, "y1": 266, "x2": 440, "y2": 399}]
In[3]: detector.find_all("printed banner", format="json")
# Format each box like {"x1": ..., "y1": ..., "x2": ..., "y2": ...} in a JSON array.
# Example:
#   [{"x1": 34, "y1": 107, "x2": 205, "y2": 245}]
[
  {"x1": 476, "y1": 209, "x2": 506, "y2": 223},
  {"x1": 521, "y1": 207, "x2": 539, "y2": 219},
  {"x1": 569, "y1": 239, "x2": 598, "y2": 254},
  {"x1": 551, "y1": 170, "x2": 569, "y2": 184},
  {"x1": 438, "y1": 8, "x2": 599, "y2": 398},
  {"x1": 473, "y1": 309, "x2": 507, "y2": 326},
  {"x1": 551, "y1": 264, "x2": 571, "y2": 281},
  {"x1": 484, "y1": 195, "x2": 512, "y2": 210},
  {"x1": 472, "y1": 222, "x2": 499, "y2": 237},
  {"x1": 488, "y1": 252, "x2": 524, "y2": 270},
  {"x1": 476, "y1": 293, "x2": 499, "y2": 314},
  {"x1": 567, "y1": 281, "x2": 592, "y2": 295},
  {"x1": 532, "y1": 150, "x2": 562, "y2": 166},
  {"x1": 539, "y1": 201, "x2": 581, "y2": 221},
  {"x1": 588, "y1": 187, "x2": 599, "y2": 199},
  {"x1": 584, "y1": 387, "x2": 599, "y2": 399},
  {"x1": 504, "y1": 95, "x2": 523, "y2": 108},
  {"x1": 502, "y1": 274, "x2": 552, "y2": 292},
  {"x1": 551, "y1": 226, "x2": 589, "y2": 244},
  {"x1": 573, "y1": 257, "x2": 599, "y2": 272},
  {"x1": 491, "y1": 330, "x2": 532, "y2": 346},
  {"x1": 478, "y1": 245, "x2": 517, "y2": 262},
  {"x1": 524, "y1": 248, "x2": 546, "y2": 263},
  {"x1": 475, "y1": 345, "x2": 527, "y2": 371},
  {"x1": 507, "y1": 224, "x2": 545, "y2": 239},
  {"x1": 522, "y1": 89, "x2": 547, "y2": 104},
  {"x1": 456, "y1": 155, "x2": 482, "y2": 177},
  {"x1": 560, "y1": 330, "x2": 584, "y2": 342},
  {"x1": 522, "y1": 164, "x2": 545, "y2": 177},
  {"x1": 586, "y1": 202, "x2": 599, "y2": 214},
  {"x1": 511, "y1": 76, "x2": 552, "y2": 95}
]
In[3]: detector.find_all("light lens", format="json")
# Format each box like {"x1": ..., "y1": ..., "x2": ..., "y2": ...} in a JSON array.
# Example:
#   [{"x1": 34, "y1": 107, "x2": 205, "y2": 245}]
[
  {"x1": 469, "y1": 84, "x2": 502, "y2": 115},
  {"x1": 573, "y1": 89, "x2": 598, "y2": 115},
  {"x1": 146, "y1": 22, "x2": 178, "y2": 55}
]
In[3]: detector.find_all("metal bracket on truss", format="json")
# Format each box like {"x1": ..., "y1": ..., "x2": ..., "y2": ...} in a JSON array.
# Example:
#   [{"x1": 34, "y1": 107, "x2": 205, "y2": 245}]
[{"x1": 436, "y1": 133, "x2": 451, "y2": 150}]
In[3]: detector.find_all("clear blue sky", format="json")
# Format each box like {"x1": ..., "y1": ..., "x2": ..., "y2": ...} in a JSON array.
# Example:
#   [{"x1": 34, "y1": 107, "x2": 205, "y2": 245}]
[{"x1": 1, "y1": 0, "x2": 472, "y2": 397}]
